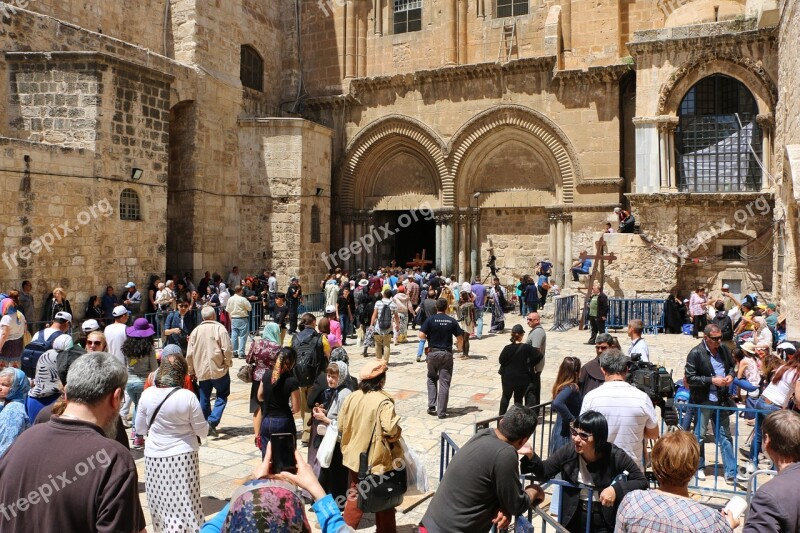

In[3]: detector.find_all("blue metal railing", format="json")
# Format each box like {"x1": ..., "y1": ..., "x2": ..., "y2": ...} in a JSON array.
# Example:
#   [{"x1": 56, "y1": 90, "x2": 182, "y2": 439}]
[
  {"x1": 439, "y1": 432, "x2": 461, "y2": 482},
  {"x1": 606, "y1": 298, "x2": 666, "y2": 334},
  {"x1": 550, "y1": 295, "x2": 580, "y2": 332}
]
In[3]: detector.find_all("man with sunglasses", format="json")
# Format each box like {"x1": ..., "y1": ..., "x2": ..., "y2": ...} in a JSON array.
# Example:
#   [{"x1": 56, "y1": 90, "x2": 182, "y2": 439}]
[
  {"x1": 164, "y1": 297, "x2": 197, "y2": 353},
  {"x1": 579, "y1": 333, "x2": 613, "y2": 396},
  {"x1": 684, "y1": 324, "x2": 738, "y2": 485}
]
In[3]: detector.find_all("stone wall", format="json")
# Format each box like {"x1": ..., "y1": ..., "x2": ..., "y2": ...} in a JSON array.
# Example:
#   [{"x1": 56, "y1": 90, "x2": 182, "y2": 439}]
[{"x1": 479, "y1": 208, "x2": 549, "y2": 283}]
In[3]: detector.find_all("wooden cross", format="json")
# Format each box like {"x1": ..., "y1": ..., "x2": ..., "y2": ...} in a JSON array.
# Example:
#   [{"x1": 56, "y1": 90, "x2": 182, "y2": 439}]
[
  {"x1": 579, "y1": 235, "x2": 617, "y2": 330},
  {"x1": 406, "y1": 249, "x2": 433, "y2": 269}
]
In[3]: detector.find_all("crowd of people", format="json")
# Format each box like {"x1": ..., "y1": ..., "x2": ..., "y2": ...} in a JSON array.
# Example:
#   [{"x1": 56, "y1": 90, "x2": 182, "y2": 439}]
[{"x1": 0, "y1": 264, "x2": 798, "y2": 533}]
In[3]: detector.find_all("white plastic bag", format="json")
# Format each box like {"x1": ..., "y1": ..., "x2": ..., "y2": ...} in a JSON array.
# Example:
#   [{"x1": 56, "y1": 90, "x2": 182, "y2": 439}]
[
  {"x1": 317, "y1": 419, "x2": 338, "y2": 469},
  {"x1": 399, "y1": 438, "x2": 429, "y2": 493}
]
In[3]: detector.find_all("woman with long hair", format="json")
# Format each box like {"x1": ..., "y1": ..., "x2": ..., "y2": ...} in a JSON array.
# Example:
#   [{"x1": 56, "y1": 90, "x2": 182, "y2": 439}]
[
  {"x1": 255, "y1": 347, "x2": 300, "y2": 459},
  {"x1": 497, "y1": 325, "x2": 542, "y2": 416},
  {"x1": 550, "y1": 357, "x2": 583, "y2": 454},
  {"x1": 521, "y1": 411, "x2": 647, "y2": 533},
  {"x1": 743, "y1": 356, "x2": 800, "y2": 478},
  {"x1": 137, "y1": 352, "x2": 208, "y2": 531},
  {"x1": 123, "y1": 318, "x2": 158, "y2": 448},
  {"x1": 85, "y1": 295, "x2": 104, "y2": 321}
]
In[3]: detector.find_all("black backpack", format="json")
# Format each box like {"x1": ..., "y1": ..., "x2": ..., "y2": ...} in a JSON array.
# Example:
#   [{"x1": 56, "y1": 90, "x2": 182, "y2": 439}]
[
  {"x1": 21, "y1": 330, "x2": 65, "y2": 379},
  {"x1": 711, "y1": 312, "x2": 733, "y2": 341},
  {"x1": 292, "y1": 329, "x2": 323, "y2": 386},
  {"x1": 378, "y1": 301, "x2": 393, "y2": 331}
]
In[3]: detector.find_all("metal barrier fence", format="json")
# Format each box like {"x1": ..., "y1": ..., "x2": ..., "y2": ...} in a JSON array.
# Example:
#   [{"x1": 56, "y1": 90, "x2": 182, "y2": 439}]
[
  {"x1": 606, "y1": 298, "x2": 666, "y2": 335},
  {"x1": 439, "y1": 432, "x2": 461, "y2": 482},
  {"x1": 298, "y1": 292, "x2": 325, "y2": 316},
  {"x1": 550, "y1": 295, "x2": 580, "y2": 332}
]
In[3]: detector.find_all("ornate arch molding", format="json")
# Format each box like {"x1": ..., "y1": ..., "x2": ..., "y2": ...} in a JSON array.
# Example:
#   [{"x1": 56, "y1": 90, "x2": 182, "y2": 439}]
[
  {"x1": 448, "y1": 105, "x2": 582, "y2": 204},
  {"x1": 340, "y1": 115, "x2": 448, "y2": 210},
  {"x1": 657, "y1": 52, "x2": 778, "y2": 116}
]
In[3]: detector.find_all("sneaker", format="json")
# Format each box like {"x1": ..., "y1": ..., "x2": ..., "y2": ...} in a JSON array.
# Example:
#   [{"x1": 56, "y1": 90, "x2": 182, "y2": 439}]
[
  {"x1": 725, "y1": 476, "x2": 738, "y2": 486},
  {"x1": 207, "y1": 425, "x2": 219, "y2": 438},
  {"x1": 130, "y1": 429, "x2": 136, "y2": 440},
  {"x1": 736, "y1": 471, "x2": 751, "y2": 482},
  {"x1": 416, "y1": 356, "x2": 422, "y2": 362},
  {"x1": 696, "y1": 469, "x2": 706, "y2": 481},
  {"x1": 132, "y1": 436, "x2": 145, "y2": 448}
]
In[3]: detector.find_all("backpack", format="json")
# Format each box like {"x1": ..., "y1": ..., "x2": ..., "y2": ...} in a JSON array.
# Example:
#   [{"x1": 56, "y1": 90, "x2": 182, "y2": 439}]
[
  {"x1": 377, "y1": 301, "x2": 393, "y2": 332},
  {"x1": 711, "y1": 312, "x2": 733, "y2": 341},
  {"x1": 354, "y1": 286, "x2": 367, "y2": 306},
  {"x1": 536, "y1": 261, "x2": 552, "y2": 277},
  {"x1": 21, "y1": 330, "x2": 65, "y2": 379},
  {"x1": 292, "y1": 329, "x2": 323, "y2": 386}
]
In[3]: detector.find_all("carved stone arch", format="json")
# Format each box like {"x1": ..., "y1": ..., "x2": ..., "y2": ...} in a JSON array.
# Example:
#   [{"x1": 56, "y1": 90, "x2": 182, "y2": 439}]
[
  {"x1": 657, "y1": 52, "x2": 778, "y2": 116},
  {"x1": 340, "y1": 115, "x2": 448, "y2": 210},
  {"x1": 448, "y1": 105, "x2": 582, "y2": 204}
]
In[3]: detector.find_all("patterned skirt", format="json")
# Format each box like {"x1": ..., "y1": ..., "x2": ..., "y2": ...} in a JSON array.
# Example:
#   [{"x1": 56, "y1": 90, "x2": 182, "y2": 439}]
[
  {"x1": 145, "y1": 451, "x2": 204, "y2": 532},
  {"x1": 0, "y1": 337, "x2": 23, "y2": 370}
]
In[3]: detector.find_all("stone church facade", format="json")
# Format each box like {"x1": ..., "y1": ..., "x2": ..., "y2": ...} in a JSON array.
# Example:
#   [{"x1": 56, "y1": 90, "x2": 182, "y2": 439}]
[{"x1": 0, "y1": 0, "x2": 798, "y2": 330}]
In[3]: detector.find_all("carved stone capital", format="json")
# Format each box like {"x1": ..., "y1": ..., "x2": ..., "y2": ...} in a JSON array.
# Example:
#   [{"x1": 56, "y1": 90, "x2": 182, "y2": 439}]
[{"x1": 756, "y1": 113, "x2": 774, "y2": 132}]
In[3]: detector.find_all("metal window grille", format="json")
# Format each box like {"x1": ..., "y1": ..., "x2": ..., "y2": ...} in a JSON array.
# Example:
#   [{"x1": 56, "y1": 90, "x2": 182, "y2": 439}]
[
  {"x1": 676, "y1": 75, "x2": 762, "y2": 193},
  {"x1": 119, "y1": 189, "x2": 141, "y2": 221},
  {"x1": 497, "y1": 0, "x2": 528, "y2": 17},
  {"x1": 722, "y1": 245, "x2": 742, "y2": 261},
  {"x1": 394, "y1": 0, "x2": 422, "y2": 34},
  {"x1": 240, "y1": 45, "x2": 264, "y2": 92},
  {"x1": 311, "y1": 206, "x2": 321, "y2": 243}
]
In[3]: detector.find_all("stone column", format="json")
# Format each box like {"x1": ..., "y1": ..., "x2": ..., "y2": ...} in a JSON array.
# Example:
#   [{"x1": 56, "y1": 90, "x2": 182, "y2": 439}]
[
  {"x1": 364, "y1": 211, "x2": 376, "y2": 267},
  {"x1": 445, "y1": 0, "x2": 458, "y2": 65},
  {"x1": 435, "y1": 214, "x2": 443, "y2": 272},
  {"x1": 477, "y1": 0, "x2": 485, "y2": 18},
  {"x1": 458, "y1": 0, "x2": 467, "y2": 64},
  {"x1": 374, "y1": 0, "x2": 383, "y2": 35},
  {"x1": 357, "y1": 2, "x2": 367, "y2": 77},
  {"x1": 458, "y1": 212, "x2": 468, "y2": 280},
  {"x1": 556, "y1": 215, "x2": 565, "y2": 286},
  {"x1": 666, "y1": 119, "x2": 679, "y2": 192},
  {"x1": 562, "y1": 214, "x2": 572, "y2": 285},
  {"x1": 658, "y1": 123, "x2": 669, "y2": 192},
  {"x1": 757, "y1": 113, "x2": 774, "y2": 190},
  {"x1": 561, "y1": 0, "x2": 572, "y2": 50},
  {"x1": 443, "y1": 213, "x2": 455, "y2": 276},
  {"x1": 342, "y1": 217, "x2": 352, "y2": 272},
  {"x1": 345, "y1": 0, "x2": 357, "y2": 79},
  {"x1": 632, "y1": 117, "x2": 662, "y2": 194},
  {"x1": 470, "y1": 208, "x2": 480, "y2": 281},
  {"x1": 548, "y1": 214, "x2": 558, "y2": 281}
]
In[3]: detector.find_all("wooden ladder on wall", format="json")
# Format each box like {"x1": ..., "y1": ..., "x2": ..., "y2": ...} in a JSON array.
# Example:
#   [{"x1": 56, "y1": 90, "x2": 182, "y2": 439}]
[{"x1": 497, "y1": 19, "x2": 517, "y2": 63}]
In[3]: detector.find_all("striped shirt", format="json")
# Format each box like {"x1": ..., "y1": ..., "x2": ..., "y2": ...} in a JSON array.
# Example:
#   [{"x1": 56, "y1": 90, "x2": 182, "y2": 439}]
[
  {"x1": 616, "y1": 489, "x2": 733, "y2": 533},
  {"x1": 580, "y1": 381, "x2": 657, "y2": 471}
]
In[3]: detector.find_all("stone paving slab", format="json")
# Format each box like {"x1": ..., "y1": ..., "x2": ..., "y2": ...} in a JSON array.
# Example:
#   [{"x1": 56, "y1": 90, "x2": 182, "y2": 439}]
[{"x1": 135, "y1": 315, "x2": 753, "y2": 531}]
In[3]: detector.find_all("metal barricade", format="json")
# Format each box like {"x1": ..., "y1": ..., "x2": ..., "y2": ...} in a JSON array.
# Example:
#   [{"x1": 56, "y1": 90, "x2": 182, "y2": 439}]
[
  {"x1": 606, "y1": 298, "x2": 665, "y2": 335},
  {"x1": 439, "y1": 432, "x2": 461, "y2": 481},
  {"x1": 745, "y1": 469, "x2": 777, "y2": 509},
  {"x1": 248, "y1": 301, "x2": 263, "y2": 334},
  {"x1": 298, "y1": 292, "x2": 325, "y2": 316},
  {"x1": 550, "y1": 295, "x2": 580, "y2": 332},
  {"x1": 670, "y1": 401, "x2": 773, "y2": 495}
]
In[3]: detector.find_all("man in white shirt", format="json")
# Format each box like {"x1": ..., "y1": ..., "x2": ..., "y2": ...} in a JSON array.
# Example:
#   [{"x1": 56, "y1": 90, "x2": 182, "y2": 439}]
[
  {"x1": 104, "y1": 305, "x2": 131, "y2": 365},
  {"x1": 370, "y1": 289, "x2": 398, "y2": 362},
  {"x1": 226, "y1": 266, "x2": 242, "y2": 289},
  {"x1": 581, "y1": 348, "x2": 659, "y2": 471},
  {"x1": 626, "y1": 319, "x2": 650, "y2": 362},
  {"x1": 225, "y1": 285, "x2": 252, "y2": 359}
]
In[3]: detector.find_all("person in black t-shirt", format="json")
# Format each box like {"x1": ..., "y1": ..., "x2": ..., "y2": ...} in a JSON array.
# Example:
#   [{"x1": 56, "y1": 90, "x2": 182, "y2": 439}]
[
  {"x1": 286, "y1": 278, "x2": 303, "y2": 334},
  {"x1": 420, "y1": 298, "x2": 465, "y2": 419},
  {"x1": 337, "y1": 287, "x2": 355, "y2": 345},
  {"x1": 255, "y1": 347, "x2": 299, "y2": 459},
  {"x1": 272, "y1": 293, "x2": 289, "y2": 345},
  {"x1": 498, "y1": 325, "x2": 543, "y2": 416}
]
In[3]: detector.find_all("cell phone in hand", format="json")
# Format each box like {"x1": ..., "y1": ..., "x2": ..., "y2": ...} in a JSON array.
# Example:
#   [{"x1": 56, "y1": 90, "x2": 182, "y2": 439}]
[{"x1": 270, "y1": 433, "x2": 298, "y2": 474}]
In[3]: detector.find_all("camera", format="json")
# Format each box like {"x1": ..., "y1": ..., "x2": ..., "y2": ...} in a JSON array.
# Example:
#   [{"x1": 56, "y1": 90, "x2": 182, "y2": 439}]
[{"x1": 626, "y1": 357, "x2": 675, "y2": 403}]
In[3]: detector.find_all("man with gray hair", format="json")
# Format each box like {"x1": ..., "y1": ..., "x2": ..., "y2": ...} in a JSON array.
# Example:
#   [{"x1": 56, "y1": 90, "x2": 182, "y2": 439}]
[
  {"x1": 0, "y1": 352, "x2": 146, "y2": 532},
  {"x1": 580, "y1": 348, "x2": 659, "y2": 470},
  {"x1": 187, "y1": 305, "x2": 233, "y2": 437}
]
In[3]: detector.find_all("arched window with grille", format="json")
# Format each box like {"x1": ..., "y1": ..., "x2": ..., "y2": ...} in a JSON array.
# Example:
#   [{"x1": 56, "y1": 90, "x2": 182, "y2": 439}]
[
  {"x1": 311, "y1": 205, "x2": 321, "y2": 243},
  {"x1": 675, "y1": 74, "x2": 762, "y2": 193},
  {"x1": 240, "y1": 45, "x2": 264, "y2": 92},
  {"x1": 120, "y1": 189, "x2": 141, "y2": 221}
]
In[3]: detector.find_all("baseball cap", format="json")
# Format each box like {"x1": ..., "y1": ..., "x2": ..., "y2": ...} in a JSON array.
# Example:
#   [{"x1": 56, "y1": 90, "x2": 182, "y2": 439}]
[
  {"x1": 290, "y1": 276, "x2": 299, "y2": 282},
  {"x1": 53, "y1": 311, "x2": 73, "y2": 323},
  {"x1": 511, "y1": 324, "x2": 525, "y2": 334},
  {"x1": 722, "y1": 283, "x2": 730, "y2": 289},
  {"x1": 112, "y1": 305, "x2": 131, "y2": 318},
  {"x1": 767, "y1": 303, "x2": 777, "y2": 310},
  {"x1": 325, "y1": 305, "x2": 336, "y2": 314},
  {"x1": 125, "y1": 282, "x2": 136, "y2": 288},
  {"x1": 81, "y1": 319, "x2": 101, "y2": 333}
]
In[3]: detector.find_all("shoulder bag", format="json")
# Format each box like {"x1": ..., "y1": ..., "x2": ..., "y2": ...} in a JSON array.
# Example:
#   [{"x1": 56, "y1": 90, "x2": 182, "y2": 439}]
[
  {"x1": 357, "y1": 400, "x2": 407, "y2": 513},
  {"x1": 149, "y1": 387, "x2": 202, "y2": 444}
]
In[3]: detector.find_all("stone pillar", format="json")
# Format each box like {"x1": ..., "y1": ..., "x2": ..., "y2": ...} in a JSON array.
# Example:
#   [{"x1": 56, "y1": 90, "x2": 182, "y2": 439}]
[
  {"x1": 357, "y1": 2, "x2": 367, "y2": 77},
  {"x1": 556, "y1": 215, "x2": 565, "y2": 286},
  {"x1": 477, "y1": 0, "x2": 485, "y2": 18},
  {"x1": 658, "y1": 123, "x2": 669, "y2": 191},
  {"x1": 458, "y1": 0, "x2": 467, "y2": 64},
  {"x1": 632, "y1": 117, "x2": 662, "y2": 194},
  {"x1": 445, "y1": 0, "x2": 458, "y2": 65},
  {"x1": 435, "y1": 215, "x2": 443, "y2": 273},
  {"x1": 374, "y1": 0, "x2": 383, "y2": 35},
  {"x1": 562, "y1": 214, "x2": 572, "y2": 285},
  {"x1": 364, "y1": 212, "x2": 376, "y2": 267},
  {"x1": 548, "y1": 214, "x2": 558, "y2": 281},
  {"x1": 470, "y1": 208, "x2": 479, "y2": 281},
  {"x1": 666, "y1": 120, "x2": 679, "y2": 192},
  {"x1": 345, "y1": 1, "x2": 357, "y2": 79},
  {"x1": 458, "y1": 213, "x2": 468, "y2": 280},
  {"x1": 444, "y1": 213, "x2": 455, "y2": 276},
  {"x1": 342, "y1": 217, "x2": 352, "y2": 272},
  {"x1": 757, "y1": 113, "x2": 774, "y2": 190},
  {"x1": 561, "y1": 0, "x2": 572, "y2": 50}
]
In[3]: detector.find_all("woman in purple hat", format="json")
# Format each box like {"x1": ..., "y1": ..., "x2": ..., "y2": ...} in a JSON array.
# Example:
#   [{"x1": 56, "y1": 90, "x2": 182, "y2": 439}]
[{"x1": 123, "y1": 317, "x2": 158, "y2": 448}]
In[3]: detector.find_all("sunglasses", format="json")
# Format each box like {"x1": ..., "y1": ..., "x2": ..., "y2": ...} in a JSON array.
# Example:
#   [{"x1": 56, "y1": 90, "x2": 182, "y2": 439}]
[
  {"x1": 707, "y1": 336, "x2": 722, "y2": 342},
  {"x1": 595, "y1": 345, "x2": 610, "y2": 351},
  {"x1": 86, "y1": 341, "x2": 104, "y2": 347},
  {"x1": 179, "y1": 304, "x2": 190, "y2": 309},
  {"x1": 570, "y1": 427, "x2": 592, "y2": 441}
]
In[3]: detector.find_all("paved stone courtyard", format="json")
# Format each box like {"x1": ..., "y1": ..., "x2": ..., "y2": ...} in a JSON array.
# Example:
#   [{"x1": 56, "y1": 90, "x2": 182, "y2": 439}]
[{"x1": 133, "y1": 312, "x2": 754, "y2": 531}]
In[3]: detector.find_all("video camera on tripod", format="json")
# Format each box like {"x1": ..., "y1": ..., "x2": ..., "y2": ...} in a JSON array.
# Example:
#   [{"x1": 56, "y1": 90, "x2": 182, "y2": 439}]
[{"x1": 626, "y1": 355, "x2": 676, "y2": 402}]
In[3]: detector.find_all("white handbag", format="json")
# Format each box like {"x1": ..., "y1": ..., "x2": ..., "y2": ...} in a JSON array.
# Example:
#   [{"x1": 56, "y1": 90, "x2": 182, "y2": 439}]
[{"x1": 317, "y1": 419, "x2": 338, "y2": 468}]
